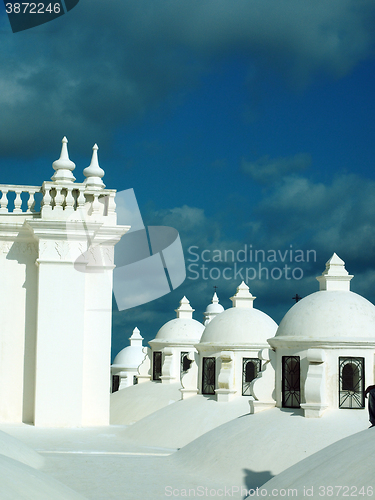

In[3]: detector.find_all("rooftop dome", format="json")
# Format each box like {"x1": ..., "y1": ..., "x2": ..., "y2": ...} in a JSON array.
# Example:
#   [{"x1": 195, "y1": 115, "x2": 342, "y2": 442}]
[
  {"x1": 205, "y1": 293, "x2": 224, "y2": 314},
  {"x1": 203, "y1": 292, "x2": 224, "y2": 326},
  {"x1": 112, "y1": 327, "x2": 145, "y2": 369},
  {"x1": 272, "y1": 253, "x2": 375, "y2": 344},
  {"x1": 151, "y1": 297, "x2": 204, "y2": 344},
  {"x1": 153, "y1": 319, "x2": 204, "y2": 343},
  {"x1": 200, "y1": 282, "x2": 277, "y2": 346},
  {"x1": 112, "y1": 346, "x2": 145, "y2": 369},
  {"x1": 274, "y1": 290, "x2": 375, "y2": 343},
  {"x1": 200, "y1": 307, "x2": 277, "y2": 346}
]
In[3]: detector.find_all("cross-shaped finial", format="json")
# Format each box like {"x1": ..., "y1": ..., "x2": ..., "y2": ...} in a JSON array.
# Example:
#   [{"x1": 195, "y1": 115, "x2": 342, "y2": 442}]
[
  {"x1": 213, "y1": 285, "x2": 218, "y2": 292},
  {"x1": 292, "y1": 294, "x2": 302, "y2": 303}
]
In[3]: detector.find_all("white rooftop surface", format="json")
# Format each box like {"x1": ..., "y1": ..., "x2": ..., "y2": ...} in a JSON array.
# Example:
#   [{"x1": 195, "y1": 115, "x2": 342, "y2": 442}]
[
  {"x1": 0, "y1": 406, "x2": 370, "y2": 499},
  {"x1": 110, "y1": 381, "x2": 182, "y2": 424},
  {"x1": 0, "y1": 453, "x2": 88, "y2": 500},
  {"x1": 262, "y1": 427, "x2": 375, "y2": 498},
  {"x1": 120, "y1": 393, "x2": 252, "y2": 448},
  {"x1": 0, "y1": 428, "x2": 44, "y2": 468},
  {"x1": 0, "y1": 428, "x2": 87, "y2": 500}
]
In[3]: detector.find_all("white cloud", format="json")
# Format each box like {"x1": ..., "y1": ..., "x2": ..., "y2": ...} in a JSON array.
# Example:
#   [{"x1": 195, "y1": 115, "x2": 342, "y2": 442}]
[
  {"x1": 255, "y1": 173, "x2": 375, "y2": 264},
  {"x1": 242, "y1": 153, "x2": 312, "y2": 183}
]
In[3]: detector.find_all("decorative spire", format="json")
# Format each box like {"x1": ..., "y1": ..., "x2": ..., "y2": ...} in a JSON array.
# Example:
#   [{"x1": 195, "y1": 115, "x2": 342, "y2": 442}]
[
  {"x1": 129, "y1": 327, "x2": 143, "y2": 347},
  {"x1": 203, "y1": 292, "x2": 224, "y2": 325},
  {"x1": 230, "y1": 281, "x2": 256, "y2": 308},
  {"x1": 83, "y1": 143, "x2": 105, "y2": 189},
  {"x1": 316, "y1": 253, "x2": 353, "y2": 291},
  {"x1": 51, "y1": 137, "x2": 76, "y2": 184},
  {"x1": 175, "y1": 296, "x2": 194, "y2": 319}
]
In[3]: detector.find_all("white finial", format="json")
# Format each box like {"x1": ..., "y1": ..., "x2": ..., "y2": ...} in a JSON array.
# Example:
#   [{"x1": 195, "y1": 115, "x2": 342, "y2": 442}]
[
  {"x1": 316, "y1": 253, "x2": 353, "y2": 291},
  {"x1": 230, "y1": 281, "x2": 256, "y2": 308},
  {"x1": 51, "y1": 136, "x2": 76, "y2": 184},
  {"x1": 129, "y1": 327, "x2": 143, "y2": 347},
  {"x1": 203, "y1": 292, "x2": 224, "y2": 325},
  {"x1": 175, "y1": 296, "x2": 194, "y2": 319},
  {"x1": 83, "y1": 143, "x2": 105, "y2": 189}
]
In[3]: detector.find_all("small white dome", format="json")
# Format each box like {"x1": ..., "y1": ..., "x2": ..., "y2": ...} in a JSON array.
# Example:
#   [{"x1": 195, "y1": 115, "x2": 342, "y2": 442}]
[
  {"x1": 200, "y1": 307, "x2": 277, "y2": 346},
  {"x1": 205, "y1": 294, "x2": 224, "y2": 314},
  {"x1": 275, "y1": 290, "x2": 375, "y2": 342},
  {"x1": 154, "y1": 318, "x2": 204, "y2": 344},
  {"x1": 205, "y1": 302, "x2": 224, "y2": 314},
  {"x1": 203, "y1": 292, "x2": 225, "y2": 326},
  {"x1": 112, "y1": 346, "x2": 145, "y2": 369}
]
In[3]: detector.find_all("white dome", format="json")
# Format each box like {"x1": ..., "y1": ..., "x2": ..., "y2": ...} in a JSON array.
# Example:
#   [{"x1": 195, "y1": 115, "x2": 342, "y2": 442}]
[
  {"x1": 112, "y1": 345, "x2": 145, "y2": 369},
  {"x1": 204, "y1": 292, "x2": 224, "y2": 314},
  {"x1": 275, "y1": 290, "x2": 375, "y2": 342},
  {"x1": 153, "y1": 318, "x2": 204, "y2": 344},
  {"x1": 200, "y1": 307, "x2": 277, "y2": 346},
  {"x1": 205, "y1": 302, "x2": 224, "y2": 314}
]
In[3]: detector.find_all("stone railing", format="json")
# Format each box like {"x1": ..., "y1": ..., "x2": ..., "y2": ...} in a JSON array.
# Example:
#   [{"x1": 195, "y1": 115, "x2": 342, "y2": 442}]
[
  {"x1": 0, "y1": 185, "x2": 42, "y2": 213},
  {"x1": 0, "y1": 183, "x2": 116, "y2": 220}
]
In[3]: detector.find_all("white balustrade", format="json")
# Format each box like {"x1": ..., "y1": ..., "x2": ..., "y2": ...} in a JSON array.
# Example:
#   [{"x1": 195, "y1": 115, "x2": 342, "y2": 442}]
[
  {"x1": 0, "y1": 183, "x2": 116, "y2": 221},
  {"x1": 0, "y1": 185, "x2": 41, "y2": 214}
]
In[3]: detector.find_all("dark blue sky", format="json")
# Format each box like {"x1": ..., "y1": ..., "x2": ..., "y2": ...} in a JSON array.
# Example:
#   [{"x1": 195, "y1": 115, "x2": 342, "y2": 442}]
[{"x1": 0, "y1": 1, "x2": 375, "y2": 359}]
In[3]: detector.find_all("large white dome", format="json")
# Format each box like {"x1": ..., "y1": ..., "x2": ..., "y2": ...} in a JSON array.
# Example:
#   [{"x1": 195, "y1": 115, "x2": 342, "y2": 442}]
[
  {"x1": 275, "y1": 290, "x2": 375, "y2": 342},
  {"x1": 153, "y1": 318, "x2": 204, "y2": 344},
  {"x1": 200, "y1": 307, "x2": 277, "y2": 346}
]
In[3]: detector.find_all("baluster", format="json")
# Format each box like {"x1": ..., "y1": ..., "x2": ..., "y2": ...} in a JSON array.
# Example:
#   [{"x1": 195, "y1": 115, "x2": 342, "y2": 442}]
[
  {"x1": 27, "y1": 190, "x2": 36, "y2": 213},
  {"x1": 107, "y1": 193, "x2": 116, "y2": 217},
  {"x1": 77, "y1": 188, "x2": 86, "y2": 209},
  {"x1": 54, "y1": 186, "x2": 64, "y2": 212},
  {"x1": 14, "y1": 189, "x2": 22, "y2": 213},
  {"x1": 65, "y1": 186, "x2": 75, "y2": 214},
  {"x1": 91, "y1": 193, "x2": 100, "y2": 215},
  {"x1": 0, "y1": 189, "x2": 9, "y2": 213},
  {"x1": 41, "y1": 187, "x2": 53, "y2": 216}
]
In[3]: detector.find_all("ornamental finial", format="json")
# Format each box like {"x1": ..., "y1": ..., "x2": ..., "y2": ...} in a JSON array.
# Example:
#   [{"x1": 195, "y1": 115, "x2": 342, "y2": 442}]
[
  {"x1": 51, "y1": 136, "x2": 76, "y2": 184},
  {"x1": 83, "y1": 143, "x2": 105, "y2": 189}
]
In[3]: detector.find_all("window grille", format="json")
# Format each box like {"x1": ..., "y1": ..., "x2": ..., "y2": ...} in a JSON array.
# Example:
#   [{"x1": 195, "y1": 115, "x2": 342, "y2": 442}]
[
  {"x1": 153, "y1": 351, "x2": 162, "y2": 381},
  {"x1": 202, "y1": 357, "x2": 215, "y2": 395},
  {"x1": 339, "y1": 357, "x2": 364, "y2": 408},
  {"x1": 242, "y1": 358, "x2": 261, "y2": 395},
  {"x1": 180, "y1": 351, "x2": 191, "y2": 377},
  {"x1": 112, "y1": 375, "x2": 120, "y2": 393},
  {"x1": 282, "y1": 356, "x2": 300, "y2": 408},
  {"x1": 133, "y1": 375, "x2": 138, "y2": 385}
]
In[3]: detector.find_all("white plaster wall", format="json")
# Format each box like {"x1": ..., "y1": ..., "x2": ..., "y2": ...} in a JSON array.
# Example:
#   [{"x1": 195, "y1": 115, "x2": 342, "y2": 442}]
[
  {"x1": 34, "y1": 259, "x2": 86, "y2": 427},
  {"x1": 0, "y1": 236, "x2": 37, "y2": 423},
  {"x1": 197, "y1": 345, "x2": 266, "y2": 398},
  {"x1": 151, "y1": 344, "x2": 196, "y2": 384},
  {"x1": 275, "y1": 346, "x2": 375, "y2": 410},
  {"x1": 82, "y1": 269, "x2": 113, "y2": 426}
]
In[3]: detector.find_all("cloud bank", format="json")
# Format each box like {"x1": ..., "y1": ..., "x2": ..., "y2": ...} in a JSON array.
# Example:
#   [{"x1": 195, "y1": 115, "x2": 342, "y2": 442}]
[{"x1": 0, "y1": 0, "x2": 374, "y2": 156}]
